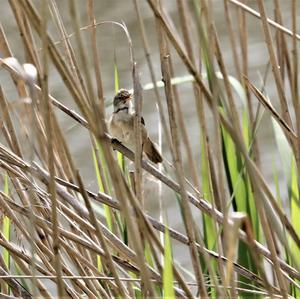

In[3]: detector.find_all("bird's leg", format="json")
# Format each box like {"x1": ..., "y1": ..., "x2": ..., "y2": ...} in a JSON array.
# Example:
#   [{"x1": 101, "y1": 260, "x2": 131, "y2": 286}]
[{"x1": 111, "y1": 138, "x2": 122, "y2": 150}]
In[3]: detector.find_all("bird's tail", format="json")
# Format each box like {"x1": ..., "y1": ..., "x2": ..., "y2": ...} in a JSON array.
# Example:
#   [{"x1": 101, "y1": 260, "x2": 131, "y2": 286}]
[{"x1": 144, "y1": 137, "x2": 163, "y2": 164}]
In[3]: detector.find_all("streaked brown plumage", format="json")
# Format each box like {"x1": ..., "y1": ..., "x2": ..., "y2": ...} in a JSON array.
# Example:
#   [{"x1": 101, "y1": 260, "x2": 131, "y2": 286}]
[{"x1": 108, "y1": 89, "x2": 162, "y2": 164}]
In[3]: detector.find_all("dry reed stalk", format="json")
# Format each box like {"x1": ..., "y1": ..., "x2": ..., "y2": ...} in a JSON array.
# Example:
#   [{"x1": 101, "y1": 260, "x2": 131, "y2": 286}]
[
  {"x1": 189, "y1": 2, "x2": 228, "y2": 295},
  {"x1": 133, "y1": 64, "x2": 144, "y2": 207},
  {"x1": 40, "y1": 1, "x2": 65, "y2": 297},
  {"x1": 0, "y1": 265, "x2": 32, "y2": 298},
  {"x1": 199, "y1": 19, "x2": 240, "y2": 285},
  {"x1": 0, "y1": 127, "x2": 202, "y2": 299},
  {"x1": 85, "y1": 1, "x2": 122, "y2": 238},
  {"x1": 104, "y1": 4, "x2": 168, "y2": 261},
  {"x1": 159, "y1": 1, "x2": 204, "y2": 210},
  {"x1": 11, "y1": 258, "x2": 52, "y2": 299},
  {"x1": 146, "y1": 0, "x2": 300, "y2": 286},
  {"x1": 246, "y1": 79, "x2": 296, "y2": 141},
  {"x1": 176, "y1": 0, "x2": 212, "y2": 205},
  {"x1": 201, "y1": 2, "x2": 228, "y2": 216},
  {"x1": 229, "y1": 0, "x2": 300, "y2": 41},
  {"x1": 172, "y1": 6, "x2": 226, "y2": 293},
  {"x1": 0, "y1": 90, "x2": 21, "y2": 157},
  {"x1": 147, "y1": 0, "x2": 214, "y2": 106},
  {"x1": 51, "y1": 1, "x2": 90, "y2": 103},
  {"x1": 133, "y1": 6, "x2": 173, "y2": 248},
  {"x1": 133, "y1": 0, "x2": 173, "y2": 153},
  {"x1": 273, "y1": 4, "x2": 295, "y2": 97},
  {"x1": 44, "y1": 161, "x2": 266, "y2": 285},
  {"x1": 4, "y1": 48, "x2": 45, "y2": 299},
  {"x1": 155, "y1": 3, "x2": 208, "y2": 296},
  {"x1": 196, "y1": 1, "x2": 227, "y2": 266},
  {"x1": 76, "y1": 170, "x2": 130, "y2": 298},
  {"x1": 243, "y1": 216, "x2": 276, "y2": 295},
  {"x1": 223, "y1": 0, "x2": 242, "y2": 79},
  {"x1": 213, "y1": 29, "x2": 244, "y2": 140},
  {"x1": 2, "y1": 183, "x2": 99, "y2": 298},
  {"x1": 0, "y1": 122, "x2": 296, "y2": 292},
  {"x1": 8, "y1": 0, "x2": 42, "y2": 79},
  {"x1": 0, "y1": 229, "x2": 53, "y2": 277},
  {"x1": 220, "y1": 117, "x2": 290, "y2": 296},
  {"x1": 291, "y1": 0, "x2": 300, "y2": 170},
  {"x1": 29, "y1": 155, "x2": 272, "y2": 286},
  {"x1": 256, "y1": 1, "x2": 293, "y2": 132},
  {"x1": 161, "y1": 5, "x2": 198, "y2": 178},
  {"x1": 17, "y1": 0, "x2": 95, "y2": 129},
  {"x1": 246, "y1": 80, "x2": 300, "y2": 247},
  {"x1": 274, "y1": 3, "x2": 285, "y2": 83},
  {"x1": 238, "y1": 1, "x2": 261, "y2": 167}
]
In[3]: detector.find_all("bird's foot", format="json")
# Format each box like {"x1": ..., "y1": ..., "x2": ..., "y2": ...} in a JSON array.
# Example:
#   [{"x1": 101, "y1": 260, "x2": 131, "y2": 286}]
[{"x1": 111, "y1": 138, "x2": 121, "y2": 150}]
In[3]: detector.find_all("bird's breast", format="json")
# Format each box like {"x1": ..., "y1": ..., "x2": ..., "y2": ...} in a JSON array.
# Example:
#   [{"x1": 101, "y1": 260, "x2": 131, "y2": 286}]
[{"x1": 109, "y1": 113, "x2": 134, "y2": 144}]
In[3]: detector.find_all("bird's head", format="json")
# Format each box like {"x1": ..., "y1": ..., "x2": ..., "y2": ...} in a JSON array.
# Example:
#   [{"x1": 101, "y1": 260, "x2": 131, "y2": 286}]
[{"x1": 113, "y1": 89, "x2": 132, "y2": 113}]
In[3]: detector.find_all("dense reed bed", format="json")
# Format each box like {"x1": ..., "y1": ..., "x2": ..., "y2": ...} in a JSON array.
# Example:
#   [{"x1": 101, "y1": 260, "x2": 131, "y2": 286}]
[{"x1": 0, "y1": 0, "x2": 299, "y2": 298}]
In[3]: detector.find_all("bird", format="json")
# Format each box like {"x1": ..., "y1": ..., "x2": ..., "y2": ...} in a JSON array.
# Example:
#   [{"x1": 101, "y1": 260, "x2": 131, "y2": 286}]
[{"x1": 108, "y1": 89, "x2": 163, "y2": 164}]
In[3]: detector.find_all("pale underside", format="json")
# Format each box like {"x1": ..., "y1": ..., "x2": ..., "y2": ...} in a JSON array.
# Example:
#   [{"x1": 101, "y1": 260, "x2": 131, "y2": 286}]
[{"x1": 108, "y1": 111, "x2": 148, "y2": 146}]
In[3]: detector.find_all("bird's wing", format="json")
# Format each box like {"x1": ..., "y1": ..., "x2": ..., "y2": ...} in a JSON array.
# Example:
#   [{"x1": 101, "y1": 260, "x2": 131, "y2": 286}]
[{"x1": 130, "y1": 112, "x2": 145, "y2": 125}]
